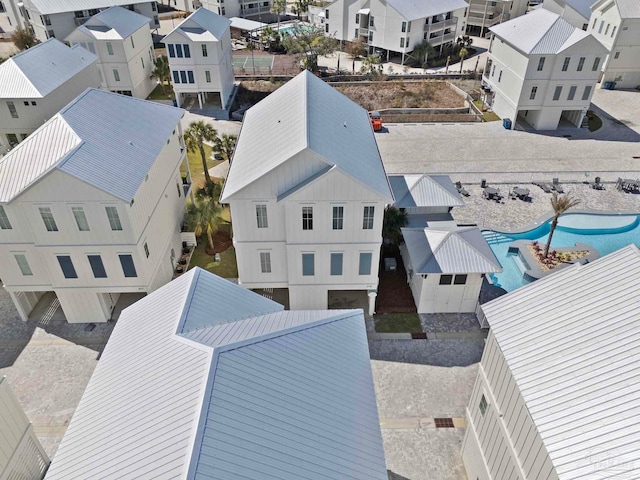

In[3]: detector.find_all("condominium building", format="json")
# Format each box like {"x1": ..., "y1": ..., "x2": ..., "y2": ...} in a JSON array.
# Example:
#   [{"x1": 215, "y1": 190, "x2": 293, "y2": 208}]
[
  {"x1": 199, "y1": 0, "x2": 272, "y2": 18},
  {"x1": 465, "y1": 0, "x2": 529, "y2": 36}
]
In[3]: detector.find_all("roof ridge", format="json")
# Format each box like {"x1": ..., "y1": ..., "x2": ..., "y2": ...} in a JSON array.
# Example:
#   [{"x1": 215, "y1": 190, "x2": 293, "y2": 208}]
[
  {"x1": 304, "y1": 71, "x2": 311, "y2": 151},
  {"x1": 529, "y1": 12, "x2": 563, "y2": 53},
  {"x1": 454, "y1": 229, "x2": 501, "y2": 269},
  {"x1": 6, "y1": 59, "x2": 42, "y2": 96}
]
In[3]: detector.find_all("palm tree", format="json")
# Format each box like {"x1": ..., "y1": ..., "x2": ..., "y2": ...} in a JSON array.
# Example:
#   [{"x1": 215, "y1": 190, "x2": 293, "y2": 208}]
[
  {"x1": 184, "y1": 121, "x2": 217, "y2": 185},
  {"x1": 411, "y1": 41, "x2": 435, "y2": 72},
  {"x1": 270, "y1": 0, "x2": 286, "y2": 30},
  {"x1": 185, "y1": 197, "x2": 221, "y2": 252},
  {"x1": 213, "y1": 133, "x2": 237, "y2": 164},
  {"x1": 543, "y1": 193, "x2": 581, "y2": 258},
  {"x1": 383, "y1": 207, "x2": 408, "y2": 246},
  {"x1": 150, "y1": 55, "x2": 170, "y2": 93},
  {"x1": 459, "y1": 47, "x2": 468, "y2": 73}
]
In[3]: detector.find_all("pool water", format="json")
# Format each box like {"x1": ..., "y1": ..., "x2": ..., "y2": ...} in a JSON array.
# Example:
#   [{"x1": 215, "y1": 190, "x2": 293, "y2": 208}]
[
  {"x1": 278, "y1": 24, "x2": 313, "y2": 36},
  {"x1": 484, "y1": 213, "x2": 640, "y2": 292}
]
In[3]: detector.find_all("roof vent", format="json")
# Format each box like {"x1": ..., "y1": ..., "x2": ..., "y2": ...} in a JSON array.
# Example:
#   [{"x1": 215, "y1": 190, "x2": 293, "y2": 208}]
[{"x1": 343, "y1": 121, "x2": 347, "y2": 128}]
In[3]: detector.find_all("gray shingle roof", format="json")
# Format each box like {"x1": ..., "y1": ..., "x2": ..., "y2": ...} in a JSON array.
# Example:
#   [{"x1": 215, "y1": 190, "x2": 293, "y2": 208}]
[
  {"x1": 402, "y1": 226, "x2": 501, "y2": 274},
  {"x1": 70, "y1": 6, "x2": 151, "y2": 40},
  {"x1": 221, "y1": 70, "x2": 393, "y2": 202},
  {"x1": 0, "y1": 39, "x2": 97, "y2": 98},
  {"x1": 0, "y1": 88, "x2": 184, "y2": 203},
  {"x1": 46, "y1": 268, "x2": 387, "y2": 480},
  {"x1": 389, "y1": 174, "x2": 464, "y2": 208},
  {"x1": 387, "y1": 0, "x2": 469, "y2": 21}
]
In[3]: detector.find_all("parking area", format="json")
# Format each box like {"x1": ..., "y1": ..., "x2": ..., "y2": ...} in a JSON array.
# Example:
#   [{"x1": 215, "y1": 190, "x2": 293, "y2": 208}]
[{"x1": 370, "y1": 339, "x2": 484, "y2": 480}]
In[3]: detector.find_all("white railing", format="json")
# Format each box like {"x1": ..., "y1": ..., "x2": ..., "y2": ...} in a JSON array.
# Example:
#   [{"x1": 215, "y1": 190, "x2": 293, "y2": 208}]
[{"x1": 424, "y1": 16, "x2": 457, "y2": 33}]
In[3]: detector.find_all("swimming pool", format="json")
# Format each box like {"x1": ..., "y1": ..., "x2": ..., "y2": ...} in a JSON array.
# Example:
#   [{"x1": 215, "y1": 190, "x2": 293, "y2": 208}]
[
  {"x1": 277, "y1": 24, "x2": 313, "y2": 36},
  {"x1": 484, "y1": 213, "x2": 640, "y2": 292}
]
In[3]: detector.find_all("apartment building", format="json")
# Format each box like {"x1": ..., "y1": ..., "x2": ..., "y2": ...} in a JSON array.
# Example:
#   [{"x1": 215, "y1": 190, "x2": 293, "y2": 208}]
[
  {"x1": 164, "y1": 7, "x2": 235, "y2": 109},
  {"x1": 2, "y1": 0, "x2": 160, "y2": 43},
  {"x1": 199, "y1": 0, "x2": 272, "y2": 18},
  {"x1": 66, "y1": 6, "x2": 156, "y2": 98},
  {"x1": 465, "y1": 0, "x2": 529, "y2": 36},
  {"x1": 0, "y1": 89, "x2": 191, "y2": 324},
  {"x1": 483, "y1": 8, "x2": 608, "y2": 130},
  {"x1": 220, "y1": 70, "x2": 393, "y2": 314},
  {"x1": 0, "y1": 38, "x2": 99, "y2": 152}
]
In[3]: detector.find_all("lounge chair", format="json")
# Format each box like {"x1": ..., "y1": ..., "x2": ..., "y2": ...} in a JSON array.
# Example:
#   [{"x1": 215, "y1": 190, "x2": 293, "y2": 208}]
[
  {"x1": 552, "y1": 178, "x2": 564, "y2": 193},
  {"x1": 591, "y1": 177, "x2": 605, "y2": 190},
  {"x1": 455, "y1": 181, "x2": 470, "y2": 197},
  {"x1": 539, "y1": 183, "x2": 552, "y2": 193}
]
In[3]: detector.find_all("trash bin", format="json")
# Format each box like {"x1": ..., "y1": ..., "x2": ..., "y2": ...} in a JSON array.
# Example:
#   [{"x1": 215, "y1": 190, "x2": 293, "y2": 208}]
[
  {"x1": 481, "y1": 179, "x2": 487, "y2": 188},
  {"x1": 172, "y1": 99, "x2": 177, "y2": 107},
  {"x1": 503, "y1": 118, "x2": 512, "y2": 129}
]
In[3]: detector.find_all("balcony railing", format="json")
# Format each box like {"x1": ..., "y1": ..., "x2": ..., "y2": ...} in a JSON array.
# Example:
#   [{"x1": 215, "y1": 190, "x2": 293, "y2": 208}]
[
  {"x1": 358, "y1": 27, "x2": 369, "y2": 36},
  {"x1": 423, "y1": 16, "x2": 457, "y2": 33},
  {"x1": 429, "y1": 31, "x2": 456, "y2": 46}
]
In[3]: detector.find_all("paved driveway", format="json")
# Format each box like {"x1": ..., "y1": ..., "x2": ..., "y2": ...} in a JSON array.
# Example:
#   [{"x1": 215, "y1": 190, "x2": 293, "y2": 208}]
[{"x1": 370, "y1": 339, "x2": 484, "y2": 480}]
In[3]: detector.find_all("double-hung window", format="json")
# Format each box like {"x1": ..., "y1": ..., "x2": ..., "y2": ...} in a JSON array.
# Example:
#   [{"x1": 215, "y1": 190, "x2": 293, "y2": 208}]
[
  {"x1": 39, "y1": 207, "x2": 58, "y2": 231},
  {"x1": 537, "y1": 57, "x2": 545, "y2": 71},
  {"x1": 106, "y1": 42, "x2": 113, "y2": 55},
  {"x1": 0, "y1": 206, "x2": 11, "y2": 229},
  {"x1": 57, "y1": 255, "x2": 78, "y2": 279},
  {"x1": 256, "y1": 204, "x2": 268, "y2": 228},
  {"x1": 562, "y1": 57, "x2": 570, "y2": 71},
  {"x1": 168, "y1": 44, "x2": 175, "y2": 57},
  {"x1": 552, "y1": 86, "x2": 562, "y2": 101},
  {"x1": 577, "y1": 57, "x2": 585, "y2": 71},
  {"x1": 567, "y1": 85, "x2": 577, "y2": 101},
  {"x1": 260, "y1": 252, "x2": 271, "y2": 273},
  {"x1": 88, "y1": 255, "x2": 107, "y2": 278},
  {"x1": 332, "y1": 206, "x2": 344, "y2": 230},
  {"x1": 105, "y1": 206, "x2": 122, "y2": 231},
  {"x1": 363, "y1": 206, "x2": 374, "y2": 229},
  {"x1": 72, "y1": 207, "x2": 89, "y2": 231},
  {"x1": 302, "y1": 253, "x2": 314, "y2": 276},
  {"x1": 592, "y1": 57, "x2": 601, "y2": 71},
  {"x1": 183, "y1": 44, "x2": 190, "y2": 58},
  {"x1": 302, "y1": 206, "x2": 313, "y2": 230},
  {"x1": 359, "y1": 252, "x2": 372, "y2": 275},
  {"x1": 582, "y1": 85, "x2": 592, "y2": 101},
  {"x1": 330, "y1": 253, "x2": 343, "y2": 276},
  {"x1": 15, "y1": 254, "x2": 32, "y2": 276},
  {"x1": 202, "y1": 44, "x2": 208, "y2": 57},
  {"x1": 176, "y1": 44, "x2": 183, "y2": 58},
  {"x1": 7, "y1": 101, "x2": 18, "y2": 119},
  {"x1": 529, "y1": 86, "x2": 537, "y2": 100},
  {"x1": 205, "y1": 70, "x2": 211, "y2": 83},
  {"x1": 119, "y1": 254, "x2": 137, "y2": 277}
]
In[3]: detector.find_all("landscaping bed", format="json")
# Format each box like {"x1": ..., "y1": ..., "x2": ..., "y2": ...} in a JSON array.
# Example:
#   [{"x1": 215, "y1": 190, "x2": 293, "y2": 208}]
[
  {"x1": 526, "y1": 243, "x2": 589, "y2": 272},
  {"x1": 374, "y1": 313, "x2": 422, "y2": 333}
]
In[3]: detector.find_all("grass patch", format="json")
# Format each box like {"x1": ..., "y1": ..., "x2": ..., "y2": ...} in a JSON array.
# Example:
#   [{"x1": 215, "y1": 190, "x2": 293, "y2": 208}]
[
  {"x1": 374, "y1": 313, "x2": 422, "y2": 333},
  {"x1": 146, "y1": 83, "x2": 175, "y2": 101},
  {"x1": 187, "y1": 207, "x2": 238, "y2": 278},
  {"x1": 183, "y1": 144, "x2": 225, "y2": 187},
  {"x1": 587, "y1": 111, "x2": 603, "y2": 132},
  {"x1": 472, "y1": 100, "x2": 500, "y2": 122}
]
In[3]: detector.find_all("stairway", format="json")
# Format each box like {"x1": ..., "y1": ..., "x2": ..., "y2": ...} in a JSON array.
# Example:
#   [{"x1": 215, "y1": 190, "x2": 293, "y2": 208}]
[{"x1": 483, "y1": 230, "x2": 511, "y2": 245}]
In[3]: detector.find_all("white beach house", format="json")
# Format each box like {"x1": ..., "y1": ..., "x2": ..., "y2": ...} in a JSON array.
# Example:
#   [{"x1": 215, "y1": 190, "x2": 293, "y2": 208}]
[
  {"x1": 164, "y1": 7, "x2": 235, "y2": 109},
  {"x1": 463, "y1": 245, "x2": 640, "y2": 480},
  {"x1": 221, "y1": 70, "x2": 393, "y2": 315},
  {"x1": 45, "y1": 267, "x2": 388, "y2": 479},
  {"x1": 483, "y1": 8, "x2": 608, "y2": 130},
  {"x1": 0, "y1": 89, "x2": 191, "y2": 324},
  {"x1": 0, "y1": 38, "x2": 99, "y2": 152},
  {"x1": 66, "y1": 6, "x2": 156, "y2": 98}
]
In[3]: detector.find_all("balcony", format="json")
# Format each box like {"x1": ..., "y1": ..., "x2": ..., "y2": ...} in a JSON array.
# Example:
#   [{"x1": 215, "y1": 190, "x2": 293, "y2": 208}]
[
  {"x1": 358, "y1": 27, "x2": 369, "y2": 36},
  {"x1": 428, "y1": 31, "x2": 456, "y2": 46},
  {"x1": 423, "y1": 16, "x2": 457, "y2": 33}
]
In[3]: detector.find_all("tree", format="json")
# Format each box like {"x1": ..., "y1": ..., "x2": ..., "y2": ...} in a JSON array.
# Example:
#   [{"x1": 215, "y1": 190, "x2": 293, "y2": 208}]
[
  {"x1": 11, "y1": 28, "x2": 39, "y2": 51},
  {"x1": 383, "y1": 207, "x2": 408, "y2": 246},
  {"x1": 184, "y1": 121, "x2": 217, "y2": 185},
  {"x1": 292, "y1": 0, "x2": 310, "y2": 20},
  {"x1": 185, "y1": 197, "x2": 221, "y2": 252},
  {"x1": 270, "y1": 0, "x2": 286, "y2": 30},
  {"x1": 213, "y1": 133, "x2": 237, "y2": 164},
  {"x1": 456, "y1": 35, "x2": 473, "y2": 48},
  {"x1": 282, "y1": 26, "x2": 338, "y2": 71},
  {"x1": 543, "y1": 193, "x2": 581, "y2": 258},
  {"x1": 345, "y1": 37, "x2": 367, "y2": 59},
  {"x1": 410, "y1": 41, "x2": 435, "y2": 71},
  {"x1": 259, "y1": 26, "x2": 282, "y2": 52},
  {"x1": 150, "y1": 55, "x2": 170, "y2": 93},
  {"x1": 459, "y1": 47, "x2": 468, "y2": 73},
  {"x1": 360, "y1": 53, "x2": 383, "y2": 77}
]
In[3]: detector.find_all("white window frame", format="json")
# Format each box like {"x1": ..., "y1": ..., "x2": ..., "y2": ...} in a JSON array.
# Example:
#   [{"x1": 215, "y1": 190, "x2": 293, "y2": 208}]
[
  {"x1": 302, "y1": 206, "x2": 313, "y2": 230},
  {"x1": 71, "y1": 206, "x2": 90, "y2": 231},
  {"x1": 260, "y1": 251, "x2": 271, "y2": 273},
  {"x1": 256, "y1": 204, "x2": 268, "y2": 228},
  {"x1": 332, "y1": 205, "x2": 344, "y2": 230},
  {"x1": 14, "y1": 254, "x2": 33, "y2": 276},
  {"x1": 363, "y1": 206, "x2": 374, "y2": 229},
  {"x1": 39, "y1": 207, "x2": 58, "y2": 231},
  {"x1": 0, "y1": 206, "x2": 11, "y2": 229},
  {"x1": 105, "y1": 206, "x2": 123, "y2": 231}
]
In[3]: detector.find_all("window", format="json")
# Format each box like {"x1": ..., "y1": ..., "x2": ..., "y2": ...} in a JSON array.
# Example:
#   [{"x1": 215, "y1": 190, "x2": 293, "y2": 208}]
[
  {"x1": 592, "y1": 57, "x2": 601, "y2": 71},
  {"x1": 144, "y1": 242, "x2": 150, "y2": 258},
  {"x1": 187, "y1": 71, "x2": 194, "y2": 83},
  {"x1": 359, "y1": 252, "x2": 372, "y2": 275},
  {"x1": 439, "y1": 274, "x2": 453, "y2": 285},
  {"x1": 498, "y1": 70, "x2": 502, "y2": 82},
  {"x1": 330, "y1": 253, "x2": 343, "y2": 276},
  {"x1": 131, "y1": 36, "x2": 135, "y2": 48},
  {"x1": 107, "y1": 42, "x2": 113, "y2": 55},
  {"x1": 0, "y1": 206, "x2": 11, "y2": 229},
  {"x1": 302, "y1": 206, "x2": 313, "y2": 230},
  {"x1": 479, "y1": 394, "x2": 488, "y2": 416},
  {"x1": 611, "y1": 26, "x2": 616, "y2": 37},
  {"x1": 88, "y1": 255, "x2": 107, "y2": 278},
  {"x1": 537, "y1": 57, "x2": 545, "y2": 71},
  {"x1": 198, "y1": 44, "x2": 207, "y2": 58},
  {"x1": 363, "y1": 206, "x2": 374, "y2": 229},
  {"x1": 152, "y1": 1, "x2": 157, "y2": 10},
  {"x1": 562, "y1": 57, "x2": 570, "y2": 71},
  {"x1": 7, "y1": 101, "x2": 18, "y2": 119},
  {"x1": 400, "y1": 37, "x2": 405, "y2": 48},
  {"x1": 176, "y1": 44, "x2": 183, "y2": 57},
  {"x1": 355, "y1": 13, "x2": 359, "y2": 24},
  {"x1": 552, "y1": 86, "x2": 562, "y2": 101},
  {"x1": 325, "y1": 23, "x2": 329, "y2": 33},
  {"x1": 183, "y1": 44, "x2": 190, "y2": 58},
  {"x1": 39, "y1": 207, "x2": 58, "y2": 231},
  {"x1": 325, "y1": 9, "x2": 329, "y2": 19},
  {"x1": 454, "y1": 274, "x2": 467, "y2": 285},
  {"x1": 582, "y1": 85, "x2": 592, "y2": 101},
  {"x1": 141, "y1": 57, "x2": 144, "y2": 69},
  {"x1": 302, "y1": 253, "x2": 314, "y2": 276},
  {"x1": 113, "y1": 69, "x2": 120, "y2": 82},
  {"x1": 15, "y1": 254, "x2": 32, "y2": 276},
  {"x1": 356, "y1": 28, "x2": 359, "y2": 38},
  {"x1": 43, "y1": 14, "x2": 51, "y2": 25},
  {"x1": 180, "y1": 71, "x2": 187, "y2": 83},
  {"x1": 567, "y1": 85, "x2": 577, "y2": 101},
  {"x1": 491, "y1": 64, "x2": 495, "y2": 77},
  {"x1": 168, "y1": 44, "x2": 175, "y2": 57},
  {"x1": 598, "y1": 20, "x2": 604, "y2": 33},
  {"x1": 205, "y1": 70, "x2": 211, "y2": 83},
  {"x1": 369, "y1": 16, "x2": 374, "y2": 27},
  {"x1": 57, "y1": 256, "x2": 78, "y2": 279},
  {"x1": 105, "y1": 206, "x2": 122, "y2": 231},
  {"x1": 368, "y1": 31, "x2": 373, "y2": 42},
  {"x1": 260, "y1": 252, "x2": 271, "y2": 273},
  {"x1": 577, "y1": 57, "x2": 585, "y2": 71},
  {"x1": 71, "y1": 207, "x2": 89, "y2": 231},
  {"x1": 604, "y1": 23, "x2": 609, "y2": 35},
  {"x1": 401, "y1": 21, "x2": 407, "y2": 33},
  {"x1": 256, "y1": 204, "x2": 268, "y2": 228},
  {"x1": 614, "y1": 51, "x2": 620, "y2": 59},
  {"x1": 119, "y1": 254, "x2": 137, "y2": 277},
  {"x1": 332, "y1": 206, "x2": 344, "y2": 230},
  {"x1": 529, "y1": 86, "x2": 537, "y2": 100},
  {"x1": 592, "y1": 17, "x2": 597, "y2": 29},
  {"x1": 173, "y1": 70, "x2": 179, "y2": 83}
]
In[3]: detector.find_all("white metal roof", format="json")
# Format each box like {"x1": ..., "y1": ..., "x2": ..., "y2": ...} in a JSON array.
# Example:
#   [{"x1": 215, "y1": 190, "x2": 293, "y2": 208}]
[
  {"x1": 0, "y1": 88, "x2": 184, "y2": 203},
  {"x1": 27, "y1": 0, "x2": 149, "y2": 15},
  {"x1": 68, "y1": 6, "x2": 151, "y2": 40},
  {"x1": 387, "y1": 0, "x2": 469, "y2": 21},
  {"x1": 402, "y1": 226, "x2": 501, "y2": 274},
  {"x1": 389, "y1": 174, "x2": 464, "y2": 208},
  {"x1": 229, "y1": 16, "x2": 266, "y2": 31},
  {"x1": 221, "y1": 70, "x2": 393, "y2": 202},
  {"x1": 490, "y1": 8, "x2": 590, "y2": 54},
  {"x1": 164, "y1": 7, "x2": 231, "y2": 43},
  {"x1": 46, "y1": 268, "x2": 387, "y2": 480},
  {"x1": 0, "y1": 38, "x2": 97, "y2": 98},
  {"x1": 616, "y1": 0, "x2": 640, "y2": 18},
  {"x1": 481, "y1": 245, "x2": 640, "y2": 480}
]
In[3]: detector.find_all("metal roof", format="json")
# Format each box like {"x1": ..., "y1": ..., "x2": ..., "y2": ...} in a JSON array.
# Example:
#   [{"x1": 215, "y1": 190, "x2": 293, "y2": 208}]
[
  {"x1": 68, "y1": 6, "x2": 151, "y2": 40},
  {"x1": 0, "y1": 88, "x2": 184, "y2": 204},
  {"x1": 229, "y1": 16, "x2": 266, "y2": 31},
  {"x1": 616, "y1": 0, "x2": 640, "y2": 18},
  {"x1": 387, "y1": 0, "x2": 469, "y2": 21},
  {"x1": 389, "y1": 174, "x2": 464, "y2": 208},
  {"x1": 481, "y1": 245, "x2": 640, "y2": 480},
  {"x1": 46, "y1": 268, "x2": 387, "y2": 480},
  {"x1": 164, "y1": 7, "x2": 231, "y2": 43},
  {"x1": 0, "y1": 39, "x2": 97, "y2": 98},
  {"x1": 27, "y1": 0, "x2": 149, "y2": 15},
  {"x1": 490, "y1": 9, "x2": 589, "y2": 54},
  {"x1": 402, "y1": 226, "x2": 501, "y2": 274},
  {"x1": 221, "y1": 70, "x2": 393, "y2": 202}
]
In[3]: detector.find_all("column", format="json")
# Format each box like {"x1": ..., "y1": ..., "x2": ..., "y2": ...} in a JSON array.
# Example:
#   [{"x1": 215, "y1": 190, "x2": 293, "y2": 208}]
[{"x1": 367, "y1": 290, "x2": 377, "y2": 316}]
